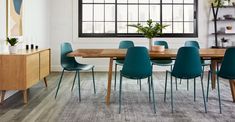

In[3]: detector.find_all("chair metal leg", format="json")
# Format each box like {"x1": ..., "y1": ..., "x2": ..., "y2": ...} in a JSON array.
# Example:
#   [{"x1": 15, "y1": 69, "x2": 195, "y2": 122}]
[
  {"x1": 150, "y1": 75, "x2": 156, "y2": 113},
  {"x1": 202, "y1": 66, "x2": 205, "y2": 81},
  {"x1": 194, "y1": 78, "x2": 196, "y2": 102},
  {"x1": 164, "y1": 71, "x2": 168, "y2": 102},
  {"x1": 217, "y1": 75, "x2": 222, "y2": 114},
  {"x1": 55, "y1": 69, "x2": 65, "y2": 99},
  {"x1": 114, "y1": 64, "x2": 117, "y2": 91},
  {"x1": 139, "y1": 79, "x2": 142, "y2": 91},
  {"x1": 92, "y1": 68, "x2": 96, "y2": 94},
  {"x1": 148, "y1": 77, "x2": 151, "y2": 102},
  {"x1": 77, "y1": 72, "x2": 81, "y2": 102},
  {"x1": 119, "y1": 75, "x2": 123, "y2": 114},
  {"x1": 171, "y1": 74, "x2": 174, "y2": 113},
  {"x1": 187, "y1": 79, "x2": 189, "y2": 91},
  {"x1": 206, "y1": 71, "x2": 211, "y2": 102},
  {"x1": 71, "y1": 71, "x2": 78, "y2": 91},
  {"x1": 176, "y1": 78, "x2": 178, "y2": 91},
  {"x1": 201, "y1": 75, "x2": 207, "y2": 113}
]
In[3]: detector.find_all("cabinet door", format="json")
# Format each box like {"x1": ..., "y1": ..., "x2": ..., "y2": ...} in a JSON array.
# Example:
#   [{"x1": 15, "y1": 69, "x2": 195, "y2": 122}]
[
  {"x1": 26, "y1": 53, "x2": 40, "y2": 88},
  {"x1": 40, "y1": 50, "x2": 50, "y2": 79}
]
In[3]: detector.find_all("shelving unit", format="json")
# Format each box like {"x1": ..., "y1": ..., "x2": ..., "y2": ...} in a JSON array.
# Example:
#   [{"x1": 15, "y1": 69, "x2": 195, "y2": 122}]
[{"x1": 209, "y1": 3, "x2": 235, "y2": 48}]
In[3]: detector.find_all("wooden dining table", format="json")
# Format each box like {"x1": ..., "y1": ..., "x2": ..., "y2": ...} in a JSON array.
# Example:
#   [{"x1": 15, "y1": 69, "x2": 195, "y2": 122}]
[{"x1": 68, "y1": 48, "x2": 235, "y2": 105}]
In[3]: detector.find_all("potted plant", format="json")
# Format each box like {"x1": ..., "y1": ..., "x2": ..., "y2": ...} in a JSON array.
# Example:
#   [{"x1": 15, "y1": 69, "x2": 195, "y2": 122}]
[
  {"x1": 6, "y1": 37, "x2": 18, "y2": 53},
  {"x1": 128, "y1": 19, "x2": 168, "y2": 51}
]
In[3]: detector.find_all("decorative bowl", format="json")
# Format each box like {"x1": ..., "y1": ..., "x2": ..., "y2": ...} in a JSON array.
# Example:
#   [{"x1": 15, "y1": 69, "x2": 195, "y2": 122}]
[{"x1": 151, "y1": 45, "x2": 165, "y2": 52}]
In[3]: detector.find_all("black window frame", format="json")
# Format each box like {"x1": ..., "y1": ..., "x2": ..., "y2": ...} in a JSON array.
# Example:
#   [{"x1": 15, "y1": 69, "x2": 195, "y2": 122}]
[{"x1": 78, "y1": 0, "x2": 198, "y2": 38}]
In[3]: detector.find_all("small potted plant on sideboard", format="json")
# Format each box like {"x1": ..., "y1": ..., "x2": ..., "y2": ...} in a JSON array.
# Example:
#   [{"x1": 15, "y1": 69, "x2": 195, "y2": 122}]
[{"x1": 6, "y1": 37, "x2": 18, "y2": 53}]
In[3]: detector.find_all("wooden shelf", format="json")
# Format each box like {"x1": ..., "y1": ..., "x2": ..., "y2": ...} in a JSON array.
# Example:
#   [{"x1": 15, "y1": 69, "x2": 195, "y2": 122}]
[{"x1": 211, "y1": 33, "x2": 235, "y2": 35}]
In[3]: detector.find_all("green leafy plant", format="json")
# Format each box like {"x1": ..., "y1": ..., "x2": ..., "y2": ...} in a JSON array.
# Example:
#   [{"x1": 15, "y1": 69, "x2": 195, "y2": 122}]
[
  {"x1": 128, "y1": 19, "x2": 168, "y2": 39},
  {"x1": 210, "y1": 0, "x2": 229, "y2": 6},
  {"x1": 6, "y1": 37, "x2": 18, "y2": 46}
]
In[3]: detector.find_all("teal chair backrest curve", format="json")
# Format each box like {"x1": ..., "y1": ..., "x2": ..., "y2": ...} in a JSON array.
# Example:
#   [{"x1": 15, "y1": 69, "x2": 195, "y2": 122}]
[
  {"x1": 218, "y1": 47, "x2": 235, "y2": 79},
  {"x1": 119, "y1": 40, "x2": 134, "y2": 49},
  {"x1": 154, "y1": 40, "x2": 169, "y2": 49},
  {"x1": 121, "y1": 47, "x2": 152, "y2": 79},
  {"x1": 172, "y1": 47, "x2": 202, "y2": 79},
  {"x1": 61, "y1": 42, "x2": 77, "y2": 69},
  {"x1": 184, "y1": 41, "x2": 200, "y2": 49}
]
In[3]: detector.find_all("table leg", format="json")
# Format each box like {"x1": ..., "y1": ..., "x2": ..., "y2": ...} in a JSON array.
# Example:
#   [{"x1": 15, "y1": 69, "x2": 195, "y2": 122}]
[
  {"x1": 1, "y1": 90, "x2": 6, "y2": 103},
  {"x1": 106, "y1": 57, "x2": 113, "y2": 105},
  {"x1": 230, "y1": 80, "x2": 235, "y2": 102},
  {"x1": 23, "y1": 90, "x2": 28, "y2": 104},
  {"x1": 211, "y1": 60, "x2": 217, "y2": 90},
  {"x1": 44, "y1": 77, "x2": 48, "y2": 88}
]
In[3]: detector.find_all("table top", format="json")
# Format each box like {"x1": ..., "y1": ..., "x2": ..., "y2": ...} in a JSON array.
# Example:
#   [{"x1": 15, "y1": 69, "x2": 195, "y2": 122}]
[{"x1": 68, "y1": 48, "x2": 226, "y2": 59}]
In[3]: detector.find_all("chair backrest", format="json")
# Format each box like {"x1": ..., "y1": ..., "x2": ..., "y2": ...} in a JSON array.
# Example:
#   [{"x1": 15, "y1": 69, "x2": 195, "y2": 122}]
[
  {"x1": 154, "y1": 40, "x2": 169, "y2": 49},
  {"x1": 119, "y1": 40, "x2": 134, "y2": 49},
  {"x1": 121, "y1": 47, "x2": 152, "y2": 79},
  {"x1": 61, "y1": 42, "x2": 77, "y2": 68},
  {"x1": 184, "y1": 41, "x2": 200, "y2": 49},
  {"x1": 172, "y1": 47, "x2": 202, "y2": 79},
  {"x1": 218, "y1": 47, "x2": 235, "y2": 79}
]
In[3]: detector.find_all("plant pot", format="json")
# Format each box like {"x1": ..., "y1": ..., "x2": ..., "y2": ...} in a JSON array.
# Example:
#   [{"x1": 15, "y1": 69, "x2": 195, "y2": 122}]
[
  {"x1": 149, "y1": 38, "x2": 153, "y2": 51},
  {"x1": 9, "y1": 46, "x2": 17, "y2": 54}
]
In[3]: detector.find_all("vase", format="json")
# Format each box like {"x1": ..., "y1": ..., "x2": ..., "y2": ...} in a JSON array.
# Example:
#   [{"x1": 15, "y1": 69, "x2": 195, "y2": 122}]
[
  {"x1": 9, "y1": 46, "x2": 17, "y2": 54},
  {"x1": 149, "y1": 38, "x2": 153, "y2": 51}
]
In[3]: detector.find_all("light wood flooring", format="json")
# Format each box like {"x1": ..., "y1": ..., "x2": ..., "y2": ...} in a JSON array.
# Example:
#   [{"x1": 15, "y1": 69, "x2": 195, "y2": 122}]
[{"x1": 1, "y1": 72, "x2": 235, "y2": 122}]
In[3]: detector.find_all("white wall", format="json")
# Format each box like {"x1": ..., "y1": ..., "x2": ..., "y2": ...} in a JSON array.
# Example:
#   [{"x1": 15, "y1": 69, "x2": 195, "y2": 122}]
[
  {"x1": 50, "y1": 0, "x2": 210, "y2": 71},
  {"x1": 0, "y1": 0, "x2": 50, "y2": 50}
]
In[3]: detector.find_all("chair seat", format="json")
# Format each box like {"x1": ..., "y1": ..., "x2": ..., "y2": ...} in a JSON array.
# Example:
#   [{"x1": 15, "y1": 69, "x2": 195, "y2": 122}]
[
  {"x1": 116, "y1": 60, "x2": 124, "y2": 65},
  {"x1": 120, "y1": 70, "x2": 151, "y2": 79},
  {"x1": 152, "y1": 60, "x2": 173, "y2": 66},
  {"x1": 64, "y1": 63, "x2": 94, "y2": 71}
]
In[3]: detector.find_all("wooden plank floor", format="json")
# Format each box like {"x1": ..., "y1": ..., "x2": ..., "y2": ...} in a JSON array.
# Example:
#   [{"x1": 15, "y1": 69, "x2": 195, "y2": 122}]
[{"x1": 1, "y1": 72, "x2": 235, "y2": 122}]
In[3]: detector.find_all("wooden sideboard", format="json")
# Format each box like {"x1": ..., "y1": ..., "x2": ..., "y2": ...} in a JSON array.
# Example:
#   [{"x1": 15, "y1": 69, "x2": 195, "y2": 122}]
[{"x1": 0, "y1": 49, "x2": 51, "y2": 103}]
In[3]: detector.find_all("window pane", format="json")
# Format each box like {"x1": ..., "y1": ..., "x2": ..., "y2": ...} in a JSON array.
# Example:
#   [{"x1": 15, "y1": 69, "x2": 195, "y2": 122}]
[
  {"x1": 150, "y1": 0, "x2": 160, "y2": 3},
  {"x1": 173, "y1": 5, "x2": 183, "y2": 21},
  {"x1": 150, "y1": 5, "x2": 160, "y2": 21},
  {"x1": 128, "y1": 0, "x2": 138, "y2": 3},
  {"x1": 139, "y1": 5, "x2": 149, "y2": 21},
  {"x1": 128, "y1": 5, "x2": 138, "y2": 21},
  {"x1": 105, "y1": 5, "x2": 115, "y2": 21},
  {"x1": 94, "y1": 0, "x2": 104, "y2": 3},
  {"x1": 105, "y1": 0, "x2": 115, "y2": 3},
  {"x1": 94, "y1": 22, "x2": 104, "y2": 33},
  {"x1": 128, "y1": 22, "x2": 138, "y2": 33},
  {"x1": 83, "y1": 5, "x2": 93, "y2": 21},
  {"x1": 83, "y1": 22, "x2": 93, "y2": 33},
  {"x1": 162, "y1": 5, "x2": 172, "y2": 21},
  {"x1": 184, "y1": 22, "x2": 194, "y2": 33},
  {"x1": 117, "y1": 22, "x2": 127, "y2": 33},
  {"x1": 173, "y1": 22, "x2": 183, "y2": 33},
  {"x1": 162, "y1": 22, "x2": 172, "y2": 33},
  {"x1": 184, "y1": 0, "x2": 194, "y2": 3},
  {"x1": 105, "y1": 22, "x2": 115, "y2": 33},
  {"x1": 162, "y1": 0, "x2": 172, "y2": 3},
  {"x1": 94, "y1": 5, "x2": 104, "y2": 21},
  {"x1": 117, "y1": 0, "x2": 127, "y2": 3},
  {"x1": 83, "y1": 0, "x2": 93, "y2": 3},
  {"x1": 117, "y1": 5, "x2": 127, "y2": 21},
  {"x1": 173, "y1": 0, "x2": 183, "y2": 3},
  {"x1": 184, "y1": 5, "x2": 194, "y2": 21},
  {"x1": 139, "y1": 0, "x2": 149, "y2": 3}
]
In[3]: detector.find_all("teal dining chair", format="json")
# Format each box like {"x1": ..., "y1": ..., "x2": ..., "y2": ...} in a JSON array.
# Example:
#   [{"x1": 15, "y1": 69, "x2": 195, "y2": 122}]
[
  {"x1": 119, "y1": 47, "x2": 156, "y2": 113},
  {"x1": 151, "y1": 41, "x2": 178, "y2": 90},
  {"x1": 182, "y1": 41, "x2": 211, "y2": 90},
  {"x1": 207, "y1": 47, "x2": 235, "y2": 114},
  {"x1": 55, "y1": 42, "x2": 96, "y2": 101},
  {"x1": 164, "y1": 47, "x2": 207, "y2": 113},
  {"x1": 114, "y1": 40, "x2": 135, "y2": 90}
]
